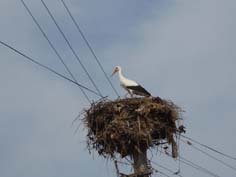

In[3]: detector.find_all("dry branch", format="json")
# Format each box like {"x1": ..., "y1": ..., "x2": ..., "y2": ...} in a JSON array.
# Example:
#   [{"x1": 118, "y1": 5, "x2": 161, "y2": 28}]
[{"x1": 83, "y1": 97, "x2": 184, "y2": 159}]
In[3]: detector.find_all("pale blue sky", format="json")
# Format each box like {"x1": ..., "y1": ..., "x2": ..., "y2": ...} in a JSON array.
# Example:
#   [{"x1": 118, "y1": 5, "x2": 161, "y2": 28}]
[{"x1": 0, "y1": 0, "x2": 236, "y2": 177}]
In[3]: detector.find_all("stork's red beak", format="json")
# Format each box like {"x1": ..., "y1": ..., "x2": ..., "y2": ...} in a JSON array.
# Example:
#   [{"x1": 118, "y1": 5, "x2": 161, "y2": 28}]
[{"x1": 111, "y1": 69, "x2": 117, "y2": 77}]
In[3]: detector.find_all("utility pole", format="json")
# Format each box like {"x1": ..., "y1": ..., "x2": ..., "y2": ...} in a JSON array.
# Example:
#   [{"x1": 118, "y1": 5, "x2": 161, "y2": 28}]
[{"x1": 132, "y1": 149, "x2": 151, "y2": 177}]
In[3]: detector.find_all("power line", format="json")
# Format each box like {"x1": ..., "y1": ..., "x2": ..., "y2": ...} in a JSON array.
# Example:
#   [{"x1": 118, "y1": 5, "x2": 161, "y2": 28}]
[
  {"x1": 40, "y1": 0, "x2": 103, "y2": 97},
  {"x1": 181, "y1": 135, "x2": 236, "y2": 161},
  {"x1": 180, "y1": 158, "x2": 219, "y2": 177},
  {"x1": 152, "y1": 167, "x2": 171, "y2": 177},
  {"x1": 180, "y1": 156, "x2": 220, "y2": 177},
  {"x1": 0, "y1": 40, "x2": 102, "y2": 97},
  {"x1": 151, "y1": 160, "x2": 183, "y2": 177},
  {"x1": 181, "y1": 139, "x2": 236, "y2": 172},
  {"x1": 160, "y1": 150, "x2": 220, "y2": 177},
  {"x1": 60, "y1": 0, "x2": 120, "y2": 98},
  {"x1": 20, "y1": 0, "x2": 91, "y2": 104},
  {"x1": 158, "y1": 171, "x2": 171, "y2": 177}
]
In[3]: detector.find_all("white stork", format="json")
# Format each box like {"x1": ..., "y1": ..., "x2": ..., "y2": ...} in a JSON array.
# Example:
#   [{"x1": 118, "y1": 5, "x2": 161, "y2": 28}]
[{"x1": 111, "y1": 66, "x2": 151, "y2": 97}]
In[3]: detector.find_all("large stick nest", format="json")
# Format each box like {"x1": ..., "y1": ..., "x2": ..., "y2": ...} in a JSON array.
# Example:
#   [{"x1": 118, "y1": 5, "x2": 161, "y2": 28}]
[{"x1": 84, "y1": 97, "x2": 184, "y2": 159}]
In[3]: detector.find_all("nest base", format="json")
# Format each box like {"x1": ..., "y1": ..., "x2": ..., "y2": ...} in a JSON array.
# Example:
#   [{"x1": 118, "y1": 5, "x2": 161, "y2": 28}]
[{"x1": 84, "y1": 97, "x2": 184, "y2": 159}]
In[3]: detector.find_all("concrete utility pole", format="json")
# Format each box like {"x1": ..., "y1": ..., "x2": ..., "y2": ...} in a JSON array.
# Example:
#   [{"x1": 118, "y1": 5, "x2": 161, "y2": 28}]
[
  {"x1": 120, "y1": 149, "x2": 152, "y2": 177},
  {"x1": 132, "y1": 150, "x2": 151, "y2": 177}
]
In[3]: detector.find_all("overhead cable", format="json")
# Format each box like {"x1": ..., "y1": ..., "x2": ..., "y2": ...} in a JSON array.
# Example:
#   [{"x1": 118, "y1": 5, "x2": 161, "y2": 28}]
[
  {"x1": 181, "y1": 139, "x2": 236, "y2": 172},
  {"x1": 60, "y1": 0, "x2": 120, "y2": 97},
  {"x1": 151, "y1": 160, "x2": 183, "y2": 177},
  {"x1": 20, "y1": 0, "x2": 91, "y2": 103},
  {"x1": 0, "y1": 40, "x2": 102, "y2": 97},
  {"x1": 160, "y1": 150, "x2": 220, "y2": 177},
  {"x1": 40, "y1": 0, "x2": 103, "y2": 97},
  {"x1": 181, "y1": 135, "x2": 236, "y2": 161}
]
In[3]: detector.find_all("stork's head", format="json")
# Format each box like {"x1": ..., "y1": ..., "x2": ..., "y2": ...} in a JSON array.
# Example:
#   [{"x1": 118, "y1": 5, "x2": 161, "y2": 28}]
[{"x1": 111, "y1": 66, "x2": 121, "y2": 76}]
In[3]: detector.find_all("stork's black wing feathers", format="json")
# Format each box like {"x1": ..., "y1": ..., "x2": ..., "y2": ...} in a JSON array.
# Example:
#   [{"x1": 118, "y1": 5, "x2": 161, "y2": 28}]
[{"x1": 126, "y1": 85, "x2": 151, "y2": 97}]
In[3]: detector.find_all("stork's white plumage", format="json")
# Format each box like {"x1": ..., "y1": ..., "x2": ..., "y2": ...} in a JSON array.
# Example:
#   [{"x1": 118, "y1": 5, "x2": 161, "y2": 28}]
[{"x1": 111, "y1": 66, "x2": 151, "y2": 97}]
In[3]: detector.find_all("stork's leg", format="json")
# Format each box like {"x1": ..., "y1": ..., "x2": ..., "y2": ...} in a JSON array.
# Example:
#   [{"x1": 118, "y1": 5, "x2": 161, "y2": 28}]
[
  {"x1": 130, "y1": 93, "x2": 134, "y2": 98},
  {"x1": 128, "y1": 89, "x2": 133, "y2": 98},
  {"x1": 124, "y1": 92, "x2": 129, "y2": 98}
]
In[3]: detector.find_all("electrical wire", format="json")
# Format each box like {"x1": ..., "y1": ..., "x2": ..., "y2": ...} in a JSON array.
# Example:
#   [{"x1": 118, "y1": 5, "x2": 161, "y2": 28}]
[
  {"x1": 20, "y1": 0, "x2": 91, "y2": 103},
  {"x1": 151, "y1": 160, "x2": 183, "y2": 177},
  {"x1": 40, "y1": 0, "x2": 103, "y2": 97},
  {"x1": 180, "y1": 156, "x2": 220, "y2": 177},
  {"x1": 180, "y1": 158, "x2": 218, "y2": 177},
  {"x1": 181, "y1": 139, "x2": 236, "y2": 172},
  {"x1": 160, "y1": 150, "x2": 220, "y2": 177},
  {"x1": 152, "y1": 167, "x2": 171, "y2": 177},
  {"x1": 158, "y1": 171, "x2": 171, "y2": 177},
  {"x1": 60, "y1": 0, "x2": 120, "y2": 98},
  {"x1": 0, "y1": 40, "x2": 102, "y2": 97},
  {"x1": 181, "y1": 135, "x2": 236, "y2": 161}
]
